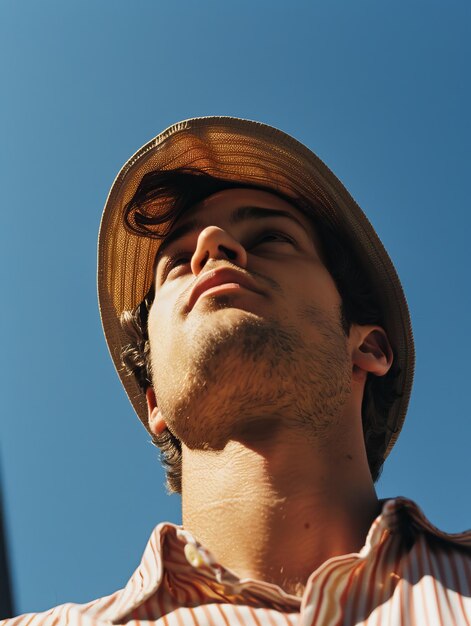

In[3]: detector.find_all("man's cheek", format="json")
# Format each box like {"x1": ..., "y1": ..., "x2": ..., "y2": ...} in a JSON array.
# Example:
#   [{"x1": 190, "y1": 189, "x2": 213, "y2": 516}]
[{"x1": 148, "y1": 302, "x2": 169, "y2": 339}]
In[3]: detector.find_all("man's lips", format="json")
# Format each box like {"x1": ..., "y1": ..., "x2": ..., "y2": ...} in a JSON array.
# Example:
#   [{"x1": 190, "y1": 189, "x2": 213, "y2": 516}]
[{"x1": 187, "y1": 268, "x2": 263, "y2": 311}]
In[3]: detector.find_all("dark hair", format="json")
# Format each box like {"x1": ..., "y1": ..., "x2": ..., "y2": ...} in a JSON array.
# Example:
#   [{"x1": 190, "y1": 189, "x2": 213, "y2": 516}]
[{"x1": 120, "y1": 169, "x2": 400, "y2": 493}]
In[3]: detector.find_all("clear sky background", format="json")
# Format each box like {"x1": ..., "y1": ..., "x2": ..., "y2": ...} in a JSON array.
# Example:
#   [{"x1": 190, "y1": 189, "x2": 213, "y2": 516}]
[{"x1": 1, "y1": 0, "x2": 470, "y2": 617}]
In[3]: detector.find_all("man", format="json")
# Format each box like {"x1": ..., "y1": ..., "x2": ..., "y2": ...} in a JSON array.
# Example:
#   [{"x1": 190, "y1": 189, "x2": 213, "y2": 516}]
[{"x1": 3, "y1": 117, "x2": 469, "y2": 625}]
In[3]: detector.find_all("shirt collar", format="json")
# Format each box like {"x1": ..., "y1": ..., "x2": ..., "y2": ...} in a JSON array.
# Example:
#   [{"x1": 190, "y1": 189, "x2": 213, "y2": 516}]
[{"x1": 104, "y1": 497, "x2": 467, "y2": 623}]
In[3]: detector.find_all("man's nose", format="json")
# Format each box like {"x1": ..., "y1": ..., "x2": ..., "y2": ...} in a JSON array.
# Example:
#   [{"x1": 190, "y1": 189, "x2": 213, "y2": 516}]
[{"x1": 191, "y1": 226, "x2": 248, "y2": 275}]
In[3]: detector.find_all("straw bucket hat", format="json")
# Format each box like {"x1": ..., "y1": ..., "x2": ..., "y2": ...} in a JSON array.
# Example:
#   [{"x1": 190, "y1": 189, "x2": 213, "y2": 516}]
[{"x1": 98, "y1": 116, "x2": 414, "y2": 460}]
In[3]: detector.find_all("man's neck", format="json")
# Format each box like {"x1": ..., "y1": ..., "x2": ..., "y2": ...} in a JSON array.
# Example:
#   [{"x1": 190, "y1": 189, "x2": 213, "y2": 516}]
[{"x1": 181, "y1": 420, "x2": 379, "y2": 597}]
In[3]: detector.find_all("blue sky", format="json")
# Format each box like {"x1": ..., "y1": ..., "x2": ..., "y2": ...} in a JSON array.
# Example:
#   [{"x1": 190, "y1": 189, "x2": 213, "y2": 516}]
[{"x1": 1, "y1": 0, "x2": 470, "y2": 616}]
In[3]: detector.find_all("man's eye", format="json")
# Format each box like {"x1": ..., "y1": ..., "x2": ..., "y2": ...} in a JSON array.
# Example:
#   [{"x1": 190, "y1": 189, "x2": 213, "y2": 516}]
[
  {"x1": 170, "y1": 255, "x2": 190, "y2": 267},
  {"x1": 253, "y1": 232, "x2": 295, "y2": 246},
  {"x1": 162, "y1": 252, "x2": 191, "y2": 278}
]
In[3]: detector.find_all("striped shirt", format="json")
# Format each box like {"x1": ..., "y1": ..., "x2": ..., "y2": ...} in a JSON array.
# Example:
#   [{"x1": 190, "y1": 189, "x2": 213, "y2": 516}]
[{"x1": 2, "y1": 498, "x2": 470, "y2": 626}]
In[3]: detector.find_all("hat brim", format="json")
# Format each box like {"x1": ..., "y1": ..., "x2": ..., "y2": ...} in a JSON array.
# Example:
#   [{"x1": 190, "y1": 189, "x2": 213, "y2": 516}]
[{"x1": 98, "y1": 116, "x2": 414, "y2": 460}]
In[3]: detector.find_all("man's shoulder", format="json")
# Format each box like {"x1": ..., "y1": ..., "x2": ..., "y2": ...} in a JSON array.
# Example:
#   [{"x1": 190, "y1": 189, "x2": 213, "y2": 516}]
[
  {"x1": 0, "y1": 589, "x2": 123, "y2": 626},
  {"x1": 0, "y1": 522, "x2": 176, "y2": 626},
  {"x1": 388, "y1": 496, "x2": 471, "y2": 549},
  {"x1": 382, "y1": 496, "x2": 471, "y2": 590}
]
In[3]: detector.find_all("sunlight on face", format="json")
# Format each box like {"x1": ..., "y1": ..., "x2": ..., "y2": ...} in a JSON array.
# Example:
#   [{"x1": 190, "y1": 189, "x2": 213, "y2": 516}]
[{"x1": 148, "y1": 188, "x2": 350, "y2": 451}]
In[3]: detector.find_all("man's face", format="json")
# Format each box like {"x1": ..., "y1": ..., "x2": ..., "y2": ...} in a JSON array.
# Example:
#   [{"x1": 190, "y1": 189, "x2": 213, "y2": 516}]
[{"x1": 147, "y1": 188, "x2": 352, "y2": 450}]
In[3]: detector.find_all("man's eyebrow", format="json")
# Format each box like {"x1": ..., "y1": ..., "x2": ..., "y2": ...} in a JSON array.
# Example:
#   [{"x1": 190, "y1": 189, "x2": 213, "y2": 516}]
[
  {"x1": 231, "y1": 205, "x2": 307, "y2": 230},
  {"x1": 156, "y1": 205, "x2": 309, "y2": 263}
]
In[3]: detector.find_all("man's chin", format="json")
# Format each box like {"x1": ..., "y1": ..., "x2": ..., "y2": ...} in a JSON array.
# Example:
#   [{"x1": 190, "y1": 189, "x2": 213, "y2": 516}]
[
  {"x1": 153, "y1": 313, "x2": 295, "y2": 446},
  {"x1": 187, "y1": 292, "x2": 269, "y2": 322},
  {"x1": 184, "y1": 300, "x2": 273, "y2": 352},
  {"x1": 152, "y1": 306, "x2": 350, "y2": 453},
  {"x1": 187, "y1": 304, "x2": 264, "y2": 334}
]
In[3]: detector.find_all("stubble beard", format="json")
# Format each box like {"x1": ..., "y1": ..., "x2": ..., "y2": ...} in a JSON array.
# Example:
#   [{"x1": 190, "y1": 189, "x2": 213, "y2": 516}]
[{"x1": 151, "y1": 302, "x2": 352, "y2": 451}]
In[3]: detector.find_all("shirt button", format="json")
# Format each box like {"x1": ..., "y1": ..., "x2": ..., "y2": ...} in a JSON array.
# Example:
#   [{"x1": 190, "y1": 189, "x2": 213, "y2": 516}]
[{"x1": 184, "y1": 543, "x2": 205, "y2": 568}]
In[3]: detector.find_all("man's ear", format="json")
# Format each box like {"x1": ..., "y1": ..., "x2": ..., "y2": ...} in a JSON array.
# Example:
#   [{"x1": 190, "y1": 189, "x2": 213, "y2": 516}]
[
  {"x1": 351, "y1": 325, "x2": 393, "y2": 379},
  {"x1": 146, "y1": 387, "x2": 167, "y2": 436}
]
